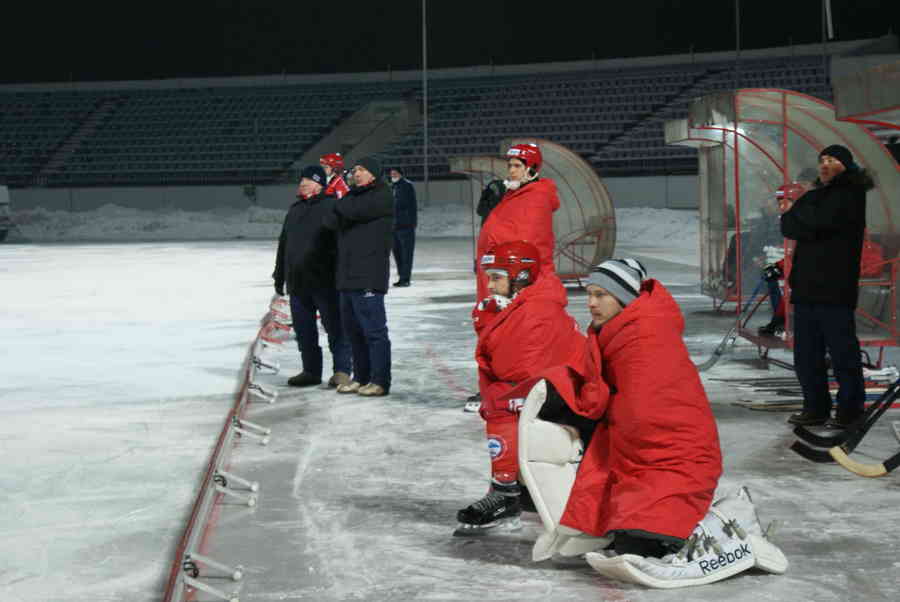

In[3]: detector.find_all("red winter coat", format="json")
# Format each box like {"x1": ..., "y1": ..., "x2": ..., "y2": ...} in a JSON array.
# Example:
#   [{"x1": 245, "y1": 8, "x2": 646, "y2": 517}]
[
  {"x1": 325, "y1": 174, "x2": 350, "y2": 199},
  {"x1": 475, "y1": 274, "x2": 585, "y2": 423},
  {"x1": 520, "y1": 280, "x2": 722, "y2": 540},
  {"x1": 475, "y1": 179, "x2": 561, "y2": 303}
]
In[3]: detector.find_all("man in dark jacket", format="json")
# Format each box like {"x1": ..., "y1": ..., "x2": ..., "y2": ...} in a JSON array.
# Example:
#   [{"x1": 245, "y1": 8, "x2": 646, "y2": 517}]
[
  {"x1": 389, "y1": 167, "x2": 417, "y2": 287},
  {"x1": 324, "y1": 156, "x2": 394, "y2": 396},
  {"x1": 781, "y1": 144, "x2": 875, "y2": 429},
  {"x1": 273, "y1": 165, "x2": 352, "y2": 388}
]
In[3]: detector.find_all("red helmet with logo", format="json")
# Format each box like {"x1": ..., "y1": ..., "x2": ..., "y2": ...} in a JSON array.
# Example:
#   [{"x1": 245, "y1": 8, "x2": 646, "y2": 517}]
[
  {"x1": 506, "y1": 143, "x2": 542, "y2": 172},
  {"x1": 481, "y1": 240, "x2": 541, "y2": 287},
  {"x1": 320, "y1": 153, "x2": 344, "y2": 169}
]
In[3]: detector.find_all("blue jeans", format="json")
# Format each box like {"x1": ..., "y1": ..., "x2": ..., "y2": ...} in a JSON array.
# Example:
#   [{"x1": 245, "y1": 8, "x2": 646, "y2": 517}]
[
  {"x1": 290, "y1": 288, "x2": 352, "y2": 379},
  {"x1": 339, "y1": 290, "x2": 392, "y2": 390},
  {"x1": 792, "y1": 302, "x2": 865, "y2": 419},
  {"x1": 767, "y1": 279, "x2": 782, "y2": 313},
  {"x1": 392, "y1": 228, "x2": 416, "y2": 283}
]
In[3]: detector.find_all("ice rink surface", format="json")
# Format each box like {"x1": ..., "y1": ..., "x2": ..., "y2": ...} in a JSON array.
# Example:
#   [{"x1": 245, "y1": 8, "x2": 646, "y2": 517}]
[{"x1": 3, "y1": 231, "x2": 900, "y2": 601}]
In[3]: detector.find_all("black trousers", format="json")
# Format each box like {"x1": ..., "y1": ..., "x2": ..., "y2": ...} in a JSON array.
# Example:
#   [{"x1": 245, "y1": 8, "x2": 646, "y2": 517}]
[
  {"x1": 792, "y1": 302, "x2": 865, "y2": 420},
  {"x1": 392, "y1": 228, "x2": 416, "y2": 283}
]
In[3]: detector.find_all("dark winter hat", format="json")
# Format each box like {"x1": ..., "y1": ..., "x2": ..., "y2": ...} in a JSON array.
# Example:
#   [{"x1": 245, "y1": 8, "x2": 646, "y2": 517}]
[
  {"x1": 300, "y1": 164, "x2": 327, "y2": 187},
  {"x1": 355, "y1": 156, "x2": 383, "y2": 179},
  {"x1": 819, "y1": 144, "x2": 857, "y2": 171},
  {"x1": 587, "y1": 258, "x2": 648, "y2": 306}
]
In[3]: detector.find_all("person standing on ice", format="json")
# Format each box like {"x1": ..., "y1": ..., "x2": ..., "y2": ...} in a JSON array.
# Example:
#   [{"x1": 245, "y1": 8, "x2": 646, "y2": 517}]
[
  {"x1": 388, "y1": 167, "x2": 417, "y2": 287},
  {"x1": 323, "y1": 156, "x2": 394, "y2": 397},
  {"x1": 781, "y1": 145, "x2": 874, "y2": 429},
  {"x1": 454, "y1": 240, "x2": 584, "y2": 535},
  {"x1": 273, "y1": 165, "x2": 352, "y2": 388},
  {"x1": 464, "y1": 143, "x2": 561, "y2": 411},
  {"x1": 508, "y1": 259, "x2": 788, "y2": 587},
  {"x1": 319, "y1": 152, "x2": 350, "y2": 199}
]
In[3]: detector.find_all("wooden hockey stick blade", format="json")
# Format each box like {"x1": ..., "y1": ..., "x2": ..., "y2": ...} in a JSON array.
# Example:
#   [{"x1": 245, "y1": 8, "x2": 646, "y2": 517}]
[
  {"x1": 790, "y1": 440, "x2": 835, "y2": 463},
  {"x1": 829, "y1": 447, "x2": 888, "y2": 478}
]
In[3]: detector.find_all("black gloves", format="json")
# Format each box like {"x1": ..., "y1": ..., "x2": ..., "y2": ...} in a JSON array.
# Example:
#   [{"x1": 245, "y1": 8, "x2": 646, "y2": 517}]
[
  {"x1": 762, "y1": 263, "x2": 783, "y2": 282},
  {"x1": 274, "y1": 282, "x2": 285, "y2": 296}
]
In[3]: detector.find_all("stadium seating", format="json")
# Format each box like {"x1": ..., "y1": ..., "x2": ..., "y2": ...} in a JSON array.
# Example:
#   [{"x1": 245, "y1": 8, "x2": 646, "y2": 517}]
[{"x1": 0, "y1": 55, "x2": 831, "y2": 187}]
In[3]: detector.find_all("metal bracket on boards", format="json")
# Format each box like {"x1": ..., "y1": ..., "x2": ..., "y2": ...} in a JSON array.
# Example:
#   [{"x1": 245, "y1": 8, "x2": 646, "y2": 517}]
[{"x1": 248, "y1": 382, "x2": 277, "y2": 403}]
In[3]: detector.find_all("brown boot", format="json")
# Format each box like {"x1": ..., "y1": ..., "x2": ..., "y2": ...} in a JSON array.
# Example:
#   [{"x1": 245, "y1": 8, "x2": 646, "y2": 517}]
[
  {"x1": 328, "y1": 372, "x2": 351, "y2": 388},
  {"x1": 336, "y1": 381, "x2": 361, "y2": 394},
  {"x1": 358, "y1": 383, "x2": 388, "y2": 396}
]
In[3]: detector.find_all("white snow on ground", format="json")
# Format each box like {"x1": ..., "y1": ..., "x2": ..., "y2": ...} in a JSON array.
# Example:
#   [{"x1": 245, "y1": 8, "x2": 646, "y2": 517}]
[{"x1": 7, "y1": 201, "x2": 698, "y2": 247}]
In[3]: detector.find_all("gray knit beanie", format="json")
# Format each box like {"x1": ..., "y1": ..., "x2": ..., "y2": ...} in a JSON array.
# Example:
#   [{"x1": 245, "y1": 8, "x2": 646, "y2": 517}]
[{"x1": 586, "y1": 258, "x2": 648, "y2": 306}]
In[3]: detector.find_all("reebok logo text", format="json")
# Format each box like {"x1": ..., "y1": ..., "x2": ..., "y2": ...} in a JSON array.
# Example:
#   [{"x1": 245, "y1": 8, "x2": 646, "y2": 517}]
[{"x1": 698, "y1": 543, "x2": 752, "y2": 574}]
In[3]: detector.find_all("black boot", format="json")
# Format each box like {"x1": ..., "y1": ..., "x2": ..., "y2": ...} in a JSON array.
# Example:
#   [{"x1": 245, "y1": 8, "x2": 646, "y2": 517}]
[{"x1": 287, "y1": 372, "x2": 322, "y2": 387}]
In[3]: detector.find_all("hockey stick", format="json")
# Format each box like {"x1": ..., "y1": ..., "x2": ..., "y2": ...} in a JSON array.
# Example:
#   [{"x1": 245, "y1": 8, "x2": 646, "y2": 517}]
[
  {"x1": 790, "y1": 385, "x2": 900, "y2": 463},
  {"x1": 828, "y1": 446, "x2": 900, "y2": 478},
  {"x1": 696, "y1": 278, "x2": 766, "y2": 372},
  {"x1": 793, "y1": 376, "x2": 900, "y2": 448}
]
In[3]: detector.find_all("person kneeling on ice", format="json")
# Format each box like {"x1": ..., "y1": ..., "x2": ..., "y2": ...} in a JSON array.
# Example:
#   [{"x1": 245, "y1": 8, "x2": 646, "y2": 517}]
[
  {"x1": 509, "y1": 258, "x2": 788, "y2": 586},
  {"x1": 455, "y1": 240, "x2": 585, "y2": 535}
]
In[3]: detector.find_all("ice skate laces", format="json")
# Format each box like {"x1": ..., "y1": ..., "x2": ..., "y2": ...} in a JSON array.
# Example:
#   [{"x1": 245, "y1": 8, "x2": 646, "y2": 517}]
[{"x1": 673, "y1": 507, "x2": 746, "y2": 563}]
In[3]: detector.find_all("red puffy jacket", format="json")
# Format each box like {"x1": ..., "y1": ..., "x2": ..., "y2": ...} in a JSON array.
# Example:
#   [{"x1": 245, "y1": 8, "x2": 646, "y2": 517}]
[
  {"x1": 325, "y1": 174, "x2": 350, "y2": 199},
  {"x1": 475, "y1": 179, "x2": 561, "y2": 303},
  {"x1": 523, "y1": 280, "x2": 722, "y2": 540},
  {"x1": 475, "y1": 274, "x2": 585, "y2": 423}
]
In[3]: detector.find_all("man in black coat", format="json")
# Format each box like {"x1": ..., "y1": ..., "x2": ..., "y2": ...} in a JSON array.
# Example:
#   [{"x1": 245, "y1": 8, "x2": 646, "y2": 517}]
[
  {"x1": 389, "y1": 167, "x2": 417, "y2": 287},
  {"x1": 273, "y1": 165, "x2": 352, "y2": 388},
  {"x1": 781, "y1": 144, "x2": 875, "y2": 429},
  {"x1": 324, "y1": 156, "x2": 394, "y2": 396}
]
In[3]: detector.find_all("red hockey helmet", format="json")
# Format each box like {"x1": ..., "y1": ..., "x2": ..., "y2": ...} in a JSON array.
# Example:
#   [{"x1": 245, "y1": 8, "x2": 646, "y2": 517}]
[
  {"x1": 775, "y1": 182, "x2": 806, "y2": 211},
  {"x1": 506, "y1": 143, "x2": 542, "y2": 172},
  {"x1": 320, "y1": 153, "x2": 344, "y2": 169},
  {"x1": 481, "y1": 240, "x2": 541, "y2": 286}
]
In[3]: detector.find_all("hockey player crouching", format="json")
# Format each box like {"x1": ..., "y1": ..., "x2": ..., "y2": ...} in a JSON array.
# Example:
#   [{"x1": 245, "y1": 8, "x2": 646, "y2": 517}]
[
  {"x1": 511, "y1": 259, "x2": 788, "y2": 587},
  {"x1": 455, "y1": 240, "x2": 585, "y2": 535}
]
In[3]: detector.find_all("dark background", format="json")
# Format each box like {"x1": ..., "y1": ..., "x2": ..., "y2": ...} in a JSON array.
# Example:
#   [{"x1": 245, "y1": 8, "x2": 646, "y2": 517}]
[{"x1": 2, "y1": 1, "x2": 897, "y2": 84}]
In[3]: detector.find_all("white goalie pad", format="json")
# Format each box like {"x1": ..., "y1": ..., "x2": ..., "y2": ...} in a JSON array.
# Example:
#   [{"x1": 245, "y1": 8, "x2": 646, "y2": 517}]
[{"x1": 518, "y1": 379, "x2": 597, "y2": 561}]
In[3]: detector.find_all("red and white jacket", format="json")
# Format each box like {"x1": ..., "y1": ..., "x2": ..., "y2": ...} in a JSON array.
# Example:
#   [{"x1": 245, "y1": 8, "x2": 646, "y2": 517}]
[
  {"x1": 475, "y1": 178, "x2": 561, "y2": 304},
  {"x1": 325, "y1": 174, "x2": 350, "y2": 199}
]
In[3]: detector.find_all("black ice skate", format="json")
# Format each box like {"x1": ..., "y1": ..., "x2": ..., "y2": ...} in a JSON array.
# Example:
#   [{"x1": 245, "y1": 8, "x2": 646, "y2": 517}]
[{"x1": 454, "y1": 486, "x2": 522, "y2": 536}]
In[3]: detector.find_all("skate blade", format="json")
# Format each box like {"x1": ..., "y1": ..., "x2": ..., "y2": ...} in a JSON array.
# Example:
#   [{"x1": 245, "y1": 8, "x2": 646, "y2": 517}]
[{"x1": 452, "y1": 516, "x2": 522, "y2": 537}]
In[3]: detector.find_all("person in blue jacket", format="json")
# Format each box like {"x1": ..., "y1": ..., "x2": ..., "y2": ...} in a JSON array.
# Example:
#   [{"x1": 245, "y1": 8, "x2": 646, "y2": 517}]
[{"x1": 389, "y1": 167, "x2": 417, "y2": 287}]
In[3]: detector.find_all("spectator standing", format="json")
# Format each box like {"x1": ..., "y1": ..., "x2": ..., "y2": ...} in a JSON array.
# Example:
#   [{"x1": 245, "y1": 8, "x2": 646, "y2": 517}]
[
  {"x1": 389, "y1": 167, "x2": 417, "y2": 287},
  {"x1": 324, "y1": 156, "x2": 394, "y2": 397},
  {"x1": 781, "y1": 145, "x2": 875, "y2": 429},
  {"x1": 273, "y1": 165, "x2": 352, "y2": 388},
  {"x1": 320, "y1": 153, "x2": 350, "y2": 199}
]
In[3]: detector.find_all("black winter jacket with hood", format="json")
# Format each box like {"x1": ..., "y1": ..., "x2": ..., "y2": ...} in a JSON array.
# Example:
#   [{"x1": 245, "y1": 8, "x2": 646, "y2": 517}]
[
  {"x1": 273, "y1": 191, "x2": 339, "y2": 294},
  {"x1": 781, "y1": 168, "x2": 874, "y2": 308}
]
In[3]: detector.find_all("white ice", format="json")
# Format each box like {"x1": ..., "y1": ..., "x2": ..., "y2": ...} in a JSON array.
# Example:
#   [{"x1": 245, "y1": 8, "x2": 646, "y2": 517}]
[{"x1": 2, "y1": 203, "x2": 899, "y2": 601}]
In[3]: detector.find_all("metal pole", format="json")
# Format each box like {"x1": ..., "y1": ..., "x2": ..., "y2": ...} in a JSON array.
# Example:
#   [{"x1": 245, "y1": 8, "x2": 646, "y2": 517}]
[
  {"x1": 734, "y1": 0, "x2": 741, "y2": 90},
  {"x1": 422, "y1": 0, "x2": 429, "y2": 206}
]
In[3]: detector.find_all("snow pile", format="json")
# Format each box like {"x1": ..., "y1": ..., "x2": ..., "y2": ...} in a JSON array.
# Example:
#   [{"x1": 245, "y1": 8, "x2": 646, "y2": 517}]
[
  {"x1": 7, "y1": 202, "x2": 700, "y2": 250},
  {"x1": 9, "y1": 204, "x2": 286, "y2": 242},
  {"x1": 615, "y1": 207, "x2": 699, "y2": 253}
]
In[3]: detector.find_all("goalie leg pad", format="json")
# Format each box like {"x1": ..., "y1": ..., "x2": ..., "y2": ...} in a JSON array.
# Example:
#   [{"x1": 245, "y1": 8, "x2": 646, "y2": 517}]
[{"x1": 518, "y1": 380, "x2": 585, "y2": 560}]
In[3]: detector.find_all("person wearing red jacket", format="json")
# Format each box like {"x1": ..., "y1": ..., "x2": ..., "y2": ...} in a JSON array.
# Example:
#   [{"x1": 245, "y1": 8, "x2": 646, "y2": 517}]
[
  {"x1": 511, "y1": 258, "x2": 723, "y2": 558},
  {"x1": 474, "y1": 143, "x2": 562, "y2": 303},
  {"x1": 455, "y1": 241, "x2": 585, "y2": 535},
  {"x1": 464, "y1": 143, "x2": 563, "y2": 411},
  {"x1": 319, "y1": 153, "x2": 350, "y2": 199}
]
